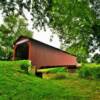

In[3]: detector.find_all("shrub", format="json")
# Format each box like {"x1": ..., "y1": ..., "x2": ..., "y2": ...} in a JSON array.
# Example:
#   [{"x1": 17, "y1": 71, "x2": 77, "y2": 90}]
[
  {"x1": 91, "y1": 67, "x2": 100, "y2": 79},
  {"x1": 20, "y1": 60, "x2": 32, "y2": 74},
  {"x1": 78, "y1": 67, "x2": 91, "y2": 79},
  {"x1": 78, "y1": 64, "x2": 100, "y2": 80}
]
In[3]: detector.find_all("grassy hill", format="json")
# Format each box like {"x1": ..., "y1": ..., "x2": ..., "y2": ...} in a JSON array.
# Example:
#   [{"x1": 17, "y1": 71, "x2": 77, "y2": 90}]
[{"x1": 0, "y1": 61, "x2": 100, "y2": 100}]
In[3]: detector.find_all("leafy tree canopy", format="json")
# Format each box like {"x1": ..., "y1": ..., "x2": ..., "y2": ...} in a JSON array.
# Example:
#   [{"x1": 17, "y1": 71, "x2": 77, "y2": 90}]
[
  {"x1": 0, "y1": 0, "x2": 50, "y2": 29},
  {"x1": 0, "y1": 0, "x2": 100, "y2": 62},
  {"x1": 48, "y1": 0, "x2": 100, "y2": 62},
  {"x1": 91, "y1": 53, "x2": 100, "y2": 63},
  {"x1": 0, "y1": 15, "x2": 32, "y2": 60}
]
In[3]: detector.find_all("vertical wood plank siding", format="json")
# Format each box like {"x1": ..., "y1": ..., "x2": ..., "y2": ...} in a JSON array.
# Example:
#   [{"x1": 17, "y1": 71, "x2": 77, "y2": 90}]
[
  {"x1": 30, "y1": 40, "x2": 77, "y2": 68},
  {"x1": 14, "y1": 36, "x2": 77, "y2": 69}
]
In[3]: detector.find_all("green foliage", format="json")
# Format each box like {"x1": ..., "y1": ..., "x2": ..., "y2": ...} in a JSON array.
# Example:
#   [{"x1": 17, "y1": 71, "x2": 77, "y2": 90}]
[
  {"x1": 79, "y1": 66, "x2": 91, "y2": 78},
  {"x1": 91, "y1": 67, "x2": 100, "y2": 79},
  {"x1": 67, "y1": 43, "x2": 88, "y2": 62},
  {"x1": 0, "y1": 15, "x2": 32, "y2": 60},
  {"x1": 90, "y1": 0, "x2": 100, "y2": 19},
  {"x1": 0, "y1": 0, "x2": 49, "y2": 29},
  {"x1": 91, "y1": 53, "x2": 100, "y2": 63},
  {"x1": 48, "y1": 0, "x2": 100, "y2": 62},
  {"x1": 78, "y1": 63, "x2": 100, "y2": 80},
  {"x1": 0, "y1": 0, "x2": 100, "y2": 62},
  {"x1": 20, "y1": 60, "x2": 32, "y2": 74}
]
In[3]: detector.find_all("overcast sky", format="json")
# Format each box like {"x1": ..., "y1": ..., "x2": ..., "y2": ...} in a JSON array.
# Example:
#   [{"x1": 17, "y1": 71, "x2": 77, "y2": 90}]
[
  {"x1": 24, "y1": 9, "x2": 61, "y2": 48},
  {"x1": 33, "y1": 29, "x2": 60, "y2": 48},
  {"x1": 0, "y1": 10, "x2": 60, "y2": 48}
]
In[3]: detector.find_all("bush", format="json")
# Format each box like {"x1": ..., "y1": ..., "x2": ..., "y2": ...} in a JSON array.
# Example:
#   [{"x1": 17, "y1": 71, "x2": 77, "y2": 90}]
[
  {"x1": 78, "y1": 67, "x2": 91, "y2": 79},
  {"x1": 20, "y1": 60, "x2": 32, "y2": 74},
  {"x1": 78, "y1": 64, "x2": 100, "y2": 80},
  {"x1": 91, "y1": 67, "x2": 100, "y2": 79}
]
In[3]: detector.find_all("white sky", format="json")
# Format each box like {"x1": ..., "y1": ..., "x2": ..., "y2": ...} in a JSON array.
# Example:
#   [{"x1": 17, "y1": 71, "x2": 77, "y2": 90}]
[
  {"x1": 0, "y1": 11, "x2": 3, "y2": 24},
  {"x1": 33, "y1": 29, "x2": 60, "y2": 48},
  {"x1": 24, "y1": 9, "x2": 61, "y2": 48},
  {"x1": 0, "y1": 10, "x2": 61, "y2": 48}
]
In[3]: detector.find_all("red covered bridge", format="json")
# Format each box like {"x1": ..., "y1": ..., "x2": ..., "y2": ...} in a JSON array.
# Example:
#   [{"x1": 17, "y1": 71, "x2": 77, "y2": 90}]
[{"x1": 13, "y1": 36, "x2": 77, "y2": 71}]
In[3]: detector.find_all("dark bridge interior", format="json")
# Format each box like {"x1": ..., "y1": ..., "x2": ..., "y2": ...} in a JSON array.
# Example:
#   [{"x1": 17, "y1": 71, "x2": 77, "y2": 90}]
[{"x1": 15, "y1": 43, "x2": 29, "y2": 60}]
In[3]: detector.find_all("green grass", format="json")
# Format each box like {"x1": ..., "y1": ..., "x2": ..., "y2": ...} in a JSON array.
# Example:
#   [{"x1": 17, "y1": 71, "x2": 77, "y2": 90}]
[
  {"x1": 0, "y1": 61, "x2": 100, "y2": 100},
  {"x1": 81, "y1": 63, "x2": 100, "y2": 67}
]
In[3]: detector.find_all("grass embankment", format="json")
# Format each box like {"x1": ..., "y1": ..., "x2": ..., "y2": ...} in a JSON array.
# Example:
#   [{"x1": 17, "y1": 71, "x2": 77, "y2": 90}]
[{"x1": 0, "y1": 61, "x2": 100, "y2": 100}]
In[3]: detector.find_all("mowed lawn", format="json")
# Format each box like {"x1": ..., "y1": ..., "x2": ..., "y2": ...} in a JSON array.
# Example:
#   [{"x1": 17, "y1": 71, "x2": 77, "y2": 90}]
[{"x1": 0, "y1": 61, "x2": 100, "y2": 100}]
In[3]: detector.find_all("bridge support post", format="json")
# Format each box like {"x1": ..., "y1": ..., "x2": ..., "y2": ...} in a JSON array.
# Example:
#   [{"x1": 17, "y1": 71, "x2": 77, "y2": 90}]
[{"x1": 35, "y1": 67, "x2": 43, "y2": 78}]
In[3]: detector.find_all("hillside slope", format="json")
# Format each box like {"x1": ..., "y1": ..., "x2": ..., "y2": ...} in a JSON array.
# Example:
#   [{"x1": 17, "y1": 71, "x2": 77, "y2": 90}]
[{"x1": 0, "y1": 61, "x2": 100, "y2": 100}]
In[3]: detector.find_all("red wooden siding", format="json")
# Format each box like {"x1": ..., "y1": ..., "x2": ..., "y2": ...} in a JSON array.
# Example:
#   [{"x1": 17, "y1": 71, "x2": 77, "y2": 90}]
[
  {"x1": 13, "y1": 36, "x2": 77, "y2": 69},
  {"x1": 29, "y1": 41, "x2": 77, "y2": 68}
]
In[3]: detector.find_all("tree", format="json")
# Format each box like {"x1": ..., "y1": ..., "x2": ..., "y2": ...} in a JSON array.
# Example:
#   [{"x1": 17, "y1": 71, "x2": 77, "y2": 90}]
[
  {"x1": 0, "y1": 31, "x2": 11, "y2": 60},
  {"x1": 91, "y1": 53, "x2": 100, "y2": 63},
  {"x1": 0, "y1": 0, "x2": 100, "y2": 62},
  {"x1": 48, "y1": 0, "x2": 93, "y2": 62},
  {"x1": 0, "y1": 0, "x2": 50, "y2": 29},
  {"x1": 90, "y1": 0, "x2": 100, "y2": 19},
  {"x1": 48, "y1": 0, "x2": 100, "y2": 62},
  {"x1": 0, "y1": 15, "x2": 32, "y2": 60}
]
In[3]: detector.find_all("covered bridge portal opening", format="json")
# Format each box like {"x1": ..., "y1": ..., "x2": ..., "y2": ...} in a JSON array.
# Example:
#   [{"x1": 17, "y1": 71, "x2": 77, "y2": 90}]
[{"x1": 15, "y1": 43, "x2": 29, "y2": 60}]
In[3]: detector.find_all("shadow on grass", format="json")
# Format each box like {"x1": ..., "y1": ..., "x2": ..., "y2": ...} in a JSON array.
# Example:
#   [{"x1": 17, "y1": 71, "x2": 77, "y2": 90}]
[{"x1": 43, "y1": 73, "x2": 68, "y2": 80}]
